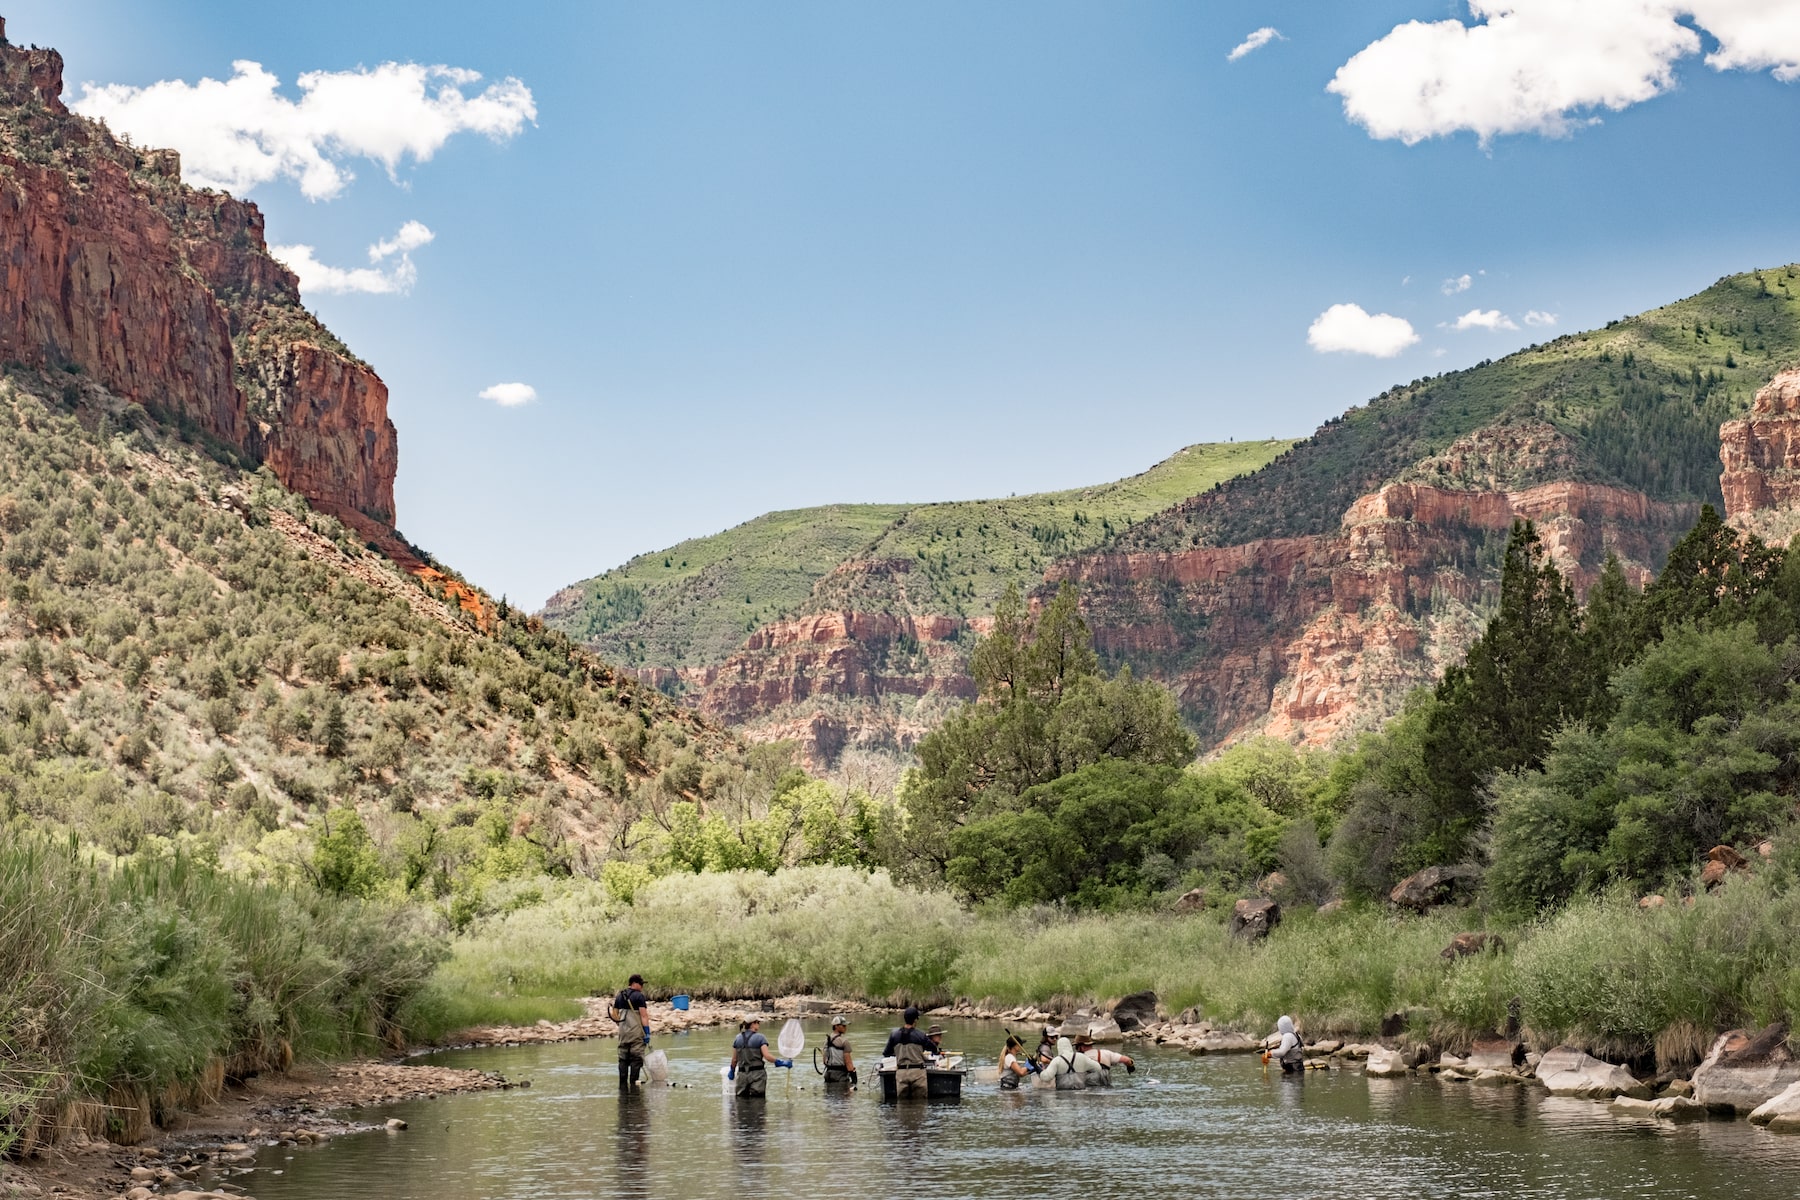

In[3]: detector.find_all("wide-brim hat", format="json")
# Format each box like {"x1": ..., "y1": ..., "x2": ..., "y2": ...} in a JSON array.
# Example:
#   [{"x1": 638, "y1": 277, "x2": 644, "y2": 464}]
[{"x1": 927, "y1": 1025, "x2": 945, "y2": 1036}]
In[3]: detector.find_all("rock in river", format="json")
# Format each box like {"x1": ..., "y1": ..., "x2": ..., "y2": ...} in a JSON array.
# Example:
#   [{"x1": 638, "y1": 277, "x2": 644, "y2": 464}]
[
  {"x1": 1695, "y1": 1024, "x2": 1800, "y2": 1114},
  {"x1": 1748, "y1": 1080, "x2": 1800, "y2": 1131},
  {"x1": 1535, "y1": 1047, "x2": 1652, "y2": 1099}
]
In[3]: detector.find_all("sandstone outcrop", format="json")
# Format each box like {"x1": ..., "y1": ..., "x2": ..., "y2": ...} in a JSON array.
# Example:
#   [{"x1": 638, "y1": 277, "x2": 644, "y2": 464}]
[
  {"x1": 1721, "y1": 369, "x2": 1800, "y2": 544},
  {"x1": 1228, "y1": 897, "x2": 1280, "y2": 940},
  {"x1": 1050, "y1": 450, "x2": 1692, "y2": 746},
  {"x1": 1693, "y1": 1025, "x2": 1800, "y2": 1114},
  {"x1": 0, "y1": 35, "x2": 397, "y2": 529},
  {"x1": 1535, "y1": 1047, "x2": 1651, "y2": 1099}
]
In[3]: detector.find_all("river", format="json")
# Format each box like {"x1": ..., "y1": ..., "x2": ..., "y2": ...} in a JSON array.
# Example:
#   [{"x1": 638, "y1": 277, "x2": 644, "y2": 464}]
[{"x1": 248, "y1": 1018, "x2": 1800, "y2": 1199}]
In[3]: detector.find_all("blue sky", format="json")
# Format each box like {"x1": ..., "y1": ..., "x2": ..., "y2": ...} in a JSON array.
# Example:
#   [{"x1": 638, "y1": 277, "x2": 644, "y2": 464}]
[{"x1": 14, "y1": 1, "x2": 1800, "y2": 607}]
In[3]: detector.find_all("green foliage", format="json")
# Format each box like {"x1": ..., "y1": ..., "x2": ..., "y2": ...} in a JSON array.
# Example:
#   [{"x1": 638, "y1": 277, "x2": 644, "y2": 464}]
[
  {"x1": 313, "y1": 807, "x2": 385, "y2": 898},
  {"x1": 543, "y1": 440, "x2": 1291, "y2": 673},
  {"x1": 899, "y1": 583, "x2": 1196, "y2": 875},
  {"x1": 1, "y1": 837, "x2": 443, "y2": 1151}
]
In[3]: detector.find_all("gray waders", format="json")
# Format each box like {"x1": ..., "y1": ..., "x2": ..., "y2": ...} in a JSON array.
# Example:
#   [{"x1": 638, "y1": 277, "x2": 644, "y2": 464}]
[
  {"x1": 617, "y1": 999, "x2": 645, "y2": 1090},
  {"x1": 824, "y1": 1033, "x2": 852, "y2": 1086},
  {"x1": 894, "y1": 1038, "x2": 928, "y2": 1099},
  {"x1": 734, "y1": 1036, "x2": 767, "y2": 1099}
]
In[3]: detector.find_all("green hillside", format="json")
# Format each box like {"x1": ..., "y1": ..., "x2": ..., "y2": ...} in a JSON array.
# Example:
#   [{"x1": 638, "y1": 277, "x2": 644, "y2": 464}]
[
  {"x1": 1124, "y1": 266, "x2": 1800, "y2": 554},
  {"x1": 542, "y1": 439, "x2": 1292, "y2": 670},
  {"x1": 0, "y1": 367, "x2": 755, "y2": 898}
]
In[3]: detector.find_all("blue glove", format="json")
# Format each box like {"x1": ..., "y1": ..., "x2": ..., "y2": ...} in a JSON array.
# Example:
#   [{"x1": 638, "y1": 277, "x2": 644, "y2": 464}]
[
  {"x1": 776, "y1": 1058, "x2": 793, "y2": 1069},
  {"x1": 642, "y1": 1030, "x2": 651, "y2": 1045},
  {"x1": 728, "y1": 1064, "x2": 736, "y2": 1081}
]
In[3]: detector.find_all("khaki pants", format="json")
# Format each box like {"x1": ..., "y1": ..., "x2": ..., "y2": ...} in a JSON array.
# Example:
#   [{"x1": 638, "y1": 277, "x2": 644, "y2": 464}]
[
  {"x1": 896, "y1": 1067, "x2": 928, "y2": 1099},
  {"x1": 735, "y1": 1067, "x2": 767, "y2": 1098}
]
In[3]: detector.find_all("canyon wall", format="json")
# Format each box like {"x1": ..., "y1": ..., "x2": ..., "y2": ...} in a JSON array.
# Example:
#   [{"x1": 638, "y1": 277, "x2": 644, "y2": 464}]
[
  {"x1": 1721, "y1": 369, "x2": 1800, "y2": 544},
  {"x1": 0, "y1": 36, "x2": 397, "y2": 526}
]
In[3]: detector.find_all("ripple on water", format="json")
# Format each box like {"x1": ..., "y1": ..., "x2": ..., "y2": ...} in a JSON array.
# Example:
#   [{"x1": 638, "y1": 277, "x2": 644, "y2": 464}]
[{"x1": 250, "y1": 1021, "x2": 1800, "y2": 1200}]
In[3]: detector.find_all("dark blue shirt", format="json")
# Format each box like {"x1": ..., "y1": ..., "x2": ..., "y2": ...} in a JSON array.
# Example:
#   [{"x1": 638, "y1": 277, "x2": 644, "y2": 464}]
[{"x1": 884, "y1": 1026, "x2": 933, "y2": 1056}]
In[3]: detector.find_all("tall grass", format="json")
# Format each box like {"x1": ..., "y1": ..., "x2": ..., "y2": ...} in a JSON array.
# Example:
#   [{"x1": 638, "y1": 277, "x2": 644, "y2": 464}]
[
  {"x1": 0, "y1": 838, "x2": 445, "y2": 1153},
  {"x1": 437, "y1": 867, "x2": 1800, "y2": 1065}
]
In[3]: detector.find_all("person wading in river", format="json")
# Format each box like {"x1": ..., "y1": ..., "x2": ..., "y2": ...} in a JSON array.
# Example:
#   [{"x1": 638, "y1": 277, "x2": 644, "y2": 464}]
[
  {"x1": 1000, "y1": 1035, "x2": 1032, "y2": 1090},
  {"x1": 609, "y1": 973, "x2": 652, "y2": 1090},
  {"x1": 730, "y1": 1015, "x2": 791, "y2": 1099},
  {"x1": 884, "y1": 1007, "x2": 934, "y2": 1099},
  {"x1": 823, "y1": 1015, "x2": 857, "y2": 1088}
]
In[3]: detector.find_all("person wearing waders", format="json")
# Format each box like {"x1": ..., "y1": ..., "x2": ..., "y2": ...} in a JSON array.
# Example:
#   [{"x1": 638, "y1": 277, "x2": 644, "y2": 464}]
[
  {"x1": 884, "y1": 1007, "x2": 933, "y2": 1099},
  {"x1": 609, "y1": 973, "x2": 652, "y2": 1090},
  {"x1": 1266, "y1": 1014, "x2": 1305, "y2": 1076},
  {"x1": 823, "y1": 1015, "x2": 857, "y2": 1088},
  {"x1": 1033, "y1": 1025, "x2": 1058, "y2": 1071},
  {"x1": 730, "y1": 1015, "x2": 791, "y2": 1099}
]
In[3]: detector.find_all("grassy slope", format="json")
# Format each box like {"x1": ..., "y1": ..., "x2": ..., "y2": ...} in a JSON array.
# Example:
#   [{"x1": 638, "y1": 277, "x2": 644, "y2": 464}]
[
  {"x1": 0, "y1": 368, "x2": 746, "y2": 870},
  {"x1": 1121, "y1": 266, "x2": 1800, "y2": 553},
  {"x1": 544, "y1": 439, "x2": 1291, "y2": 669}
]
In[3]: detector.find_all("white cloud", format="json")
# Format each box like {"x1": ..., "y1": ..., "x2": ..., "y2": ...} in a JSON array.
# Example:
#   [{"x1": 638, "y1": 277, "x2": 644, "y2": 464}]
[
  {"x1": 1447, "y1": 308, "x2": 1520, "y2": 331},
  {"x1": 480, "y1": 382, "x2": 537, "y2": 407},
  {"x1": 1524, "y1": 309, "x2": 1558, "y2": 326},
  {"x1": 1228, "y1": 27, "x2": 1285, "y2": 62},
  {"x1": 1442, "y1": 273, "x2": 1474, "y2": 294},
  {"x1": 271, "y1": 220, "x2": 435, "y2": 296},
  {"x1": 73, "y1": 60, "x2": 535, "y2": 200},
  {"x1": 1307, "y1": 304, "x2": 1420, "y2": 357},
  {"x1": 1329, "y1": 1, "x2": 1800, "y2": 145}
]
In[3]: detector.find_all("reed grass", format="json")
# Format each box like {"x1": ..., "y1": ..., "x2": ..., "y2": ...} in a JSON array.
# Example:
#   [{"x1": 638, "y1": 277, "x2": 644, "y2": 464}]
[
  {"x1": 0, "y1": 838, "x2": 445, "y2": 1152},
  {"x1": 435, "y1": 867, "x2": 1800, "y2": 1064}
]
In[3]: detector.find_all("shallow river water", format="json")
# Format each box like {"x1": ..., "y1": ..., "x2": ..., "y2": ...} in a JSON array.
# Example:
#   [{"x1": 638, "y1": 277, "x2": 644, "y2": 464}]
[{"x1": 251, "y1": 1018, "x2": 1800, "y2": 1200}]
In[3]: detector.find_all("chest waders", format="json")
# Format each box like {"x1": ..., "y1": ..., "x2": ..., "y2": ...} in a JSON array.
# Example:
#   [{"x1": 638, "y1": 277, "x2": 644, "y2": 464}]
[
  {"x1": 824, "y1": 1034, "x2": 851, "y2": 1084},
  {"x1": 894, "y1": 1037, "x2": 928, "y2": 1099},
  {"x1": 616, "y1": 999, "x2": 646, "y2": 1089},
  {"x1": 734, "y1": 1036, "x2": 767, "y2": 1098},
  {"x1": 1055, "y1": 1051, "x2": 1087, "y2": 1090}
]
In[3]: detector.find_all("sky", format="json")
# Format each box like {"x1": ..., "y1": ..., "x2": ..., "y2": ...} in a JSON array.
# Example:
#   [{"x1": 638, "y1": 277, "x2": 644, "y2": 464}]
[{"x1": 12, "y1": 1, "x2": 1800, "y2": 608}]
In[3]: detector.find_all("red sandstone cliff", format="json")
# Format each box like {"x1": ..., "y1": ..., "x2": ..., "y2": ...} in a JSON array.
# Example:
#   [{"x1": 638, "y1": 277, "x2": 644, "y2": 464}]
[
  {"x1": 1721, "y1": 369, "x2": 1800, "y2": 544},
  {"x1": 686, "y1": 423, "x2": 1698, "y2": 762},
  {"x1": 0, "y1": 30, "x2": 396, "y2": 527}
]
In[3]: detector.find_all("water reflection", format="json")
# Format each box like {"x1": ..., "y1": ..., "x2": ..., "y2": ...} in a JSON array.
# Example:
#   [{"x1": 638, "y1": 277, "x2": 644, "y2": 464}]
[
  {"x1": 249, "y1": 1020, "x2": 1800, "y2": 1200},
  {"x1": 615, "y1": 1093, "x2": 650, "y2": 1200}
]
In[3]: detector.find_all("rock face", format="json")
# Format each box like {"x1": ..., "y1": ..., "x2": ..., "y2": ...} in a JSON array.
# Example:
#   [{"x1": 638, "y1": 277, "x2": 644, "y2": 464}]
[
  {"x1": 1535, "y1": 1047, "x2": 1651, "y2": 1100},
  {"x1": 1693, "y1": 1025, "x2": 1800, "y2": 1114},
  {"x1": 1721, "y1": 369, "x2": 1800, "y2": 544},
  {"x1": 0, "y1": 37, "x2": 398, "y2": 529},
  {"x1": 1052, "y1": 462, "x2": 1692, "y2": 746}
]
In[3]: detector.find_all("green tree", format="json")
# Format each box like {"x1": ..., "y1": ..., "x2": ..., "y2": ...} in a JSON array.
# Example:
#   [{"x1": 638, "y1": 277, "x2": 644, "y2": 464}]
[
  {"x1": 899, "y1": 582, "x2": 1194, "y2": 875},
  {"x1": 312, "y1": 807, "x2": 386, "y2": 898}
]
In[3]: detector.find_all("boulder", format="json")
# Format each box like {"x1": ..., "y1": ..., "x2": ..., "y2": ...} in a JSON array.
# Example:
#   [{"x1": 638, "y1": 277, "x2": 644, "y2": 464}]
[
  {"x1": 1110, "y1": 990, "x2": 1159, "y2": 1033},
  {"x1": 1228, "y1": 897, "x2": 1281, "y2": 940},
  {"x1": 1257, "y1": 870, "x2": 1289, "y2": 897},
  {"x1": 1748, "y1": 1080, "x2": 1800, "y2": 1130},
  {"x1": 1305, "y1": 1039, "x2": 1342, "y2": 1057},
  {"x1": 1467, "y1": 1038, "x2": 1526, "y2": 1073},
  {"x1": 1173, "y1": 887, "x2": 1207, "y2": 914},
  {"x1": 1389, "y1": 865, "x2": 1481, "y2": 911},
  {"x1": 1364, "y1": 1046, "x2": 1410, "y2": 1077},
  {"x1": 1441, "y1": 932, "x2": 1504, "y2": 960},
  {"x1": 1337, "y1": 1043, "x2": 1379, "y2": 1060},
  {"x1": 1316, "y1": 898, "x2": 1345, "y2": 915},
  {"x1": 1638, "y1": 894, "x2": 1666, "y2": 910},
  {"x1": 1535, "y1": 1047, "x2": 1652, "y2": 1099},
  {"x1": 1701, "y1": 845, "x2": 1751, "y2": 890},
  {"x1": 1085, "y1": 1015, "x2": 1125, "y2": 1043},
  {"x1": 1471, "y1": 1069, "x2": 1523, "y2": 1086},
  {"x1": 1693, "y1": 1024, "x2": 1800, "y2": 1113},
  {"x1": 1187, "y1": 1032, "x2": 1260, "y2": 1055}
]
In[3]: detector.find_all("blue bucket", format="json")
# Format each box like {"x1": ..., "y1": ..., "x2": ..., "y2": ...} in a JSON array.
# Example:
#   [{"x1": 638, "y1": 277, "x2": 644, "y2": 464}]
[{"x1": 671, "y1": 994, "x2": 691, "y2": 1011}]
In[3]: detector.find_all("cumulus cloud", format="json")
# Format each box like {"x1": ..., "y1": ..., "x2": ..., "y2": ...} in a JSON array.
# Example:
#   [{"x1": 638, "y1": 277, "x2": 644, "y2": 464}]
[
  {"x1": 271, "y1": 220, "x2": 435, "y2": 296},
  {"x1": 1447, "y1": 308, "x2": 1520, "y2": 331},
  {"x1": 1442, "y1": 273, "x2": 1474, "y2": 295},
  {"x1": 480, "y1": 382, "x2": 537, "y2": 407},
  {"x1": 1307, "y1": 304, "x2": 1420, "y2": 357},
  {"x1": 73, "y1": 60, "x2": 535, "y2": 200},
  {"x1": 1524, "y1": 309, "x2": 1558, "y2": 326},
  {"x1": 1228, "y1": 27, "x2": 1285, "y2": 62},
  {"x1": 1329, "y1": 1, "x2": 1800, "y2": 145}
]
